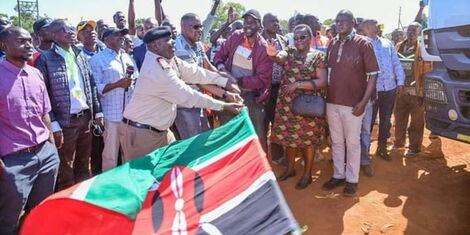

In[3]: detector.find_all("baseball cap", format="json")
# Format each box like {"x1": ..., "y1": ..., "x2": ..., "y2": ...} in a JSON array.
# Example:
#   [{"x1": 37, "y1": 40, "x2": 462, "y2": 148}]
[
  {"x1": 242, "y1": 9, "x2": 261, "y2": 21},
  {"x1": 33, "y1": 18, "x2": 52, "y2": 33},
  {"x1": 102, "y1": 27, "x2": 129, "y2": 40},
  {"x1": 77, "y1": 20, "x2": 97, "y2": 33},
  {"x1": 143, "y1": 26, "x2": 171, "y2": 43}
]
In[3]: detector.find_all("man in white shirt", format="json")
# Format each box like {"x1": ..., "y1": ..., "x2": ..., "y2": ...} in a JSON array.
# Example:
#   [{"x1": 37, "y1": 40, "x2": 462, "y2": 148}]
[{"x1": 120, "y1": 27, "x2": 242, "y2": 161}]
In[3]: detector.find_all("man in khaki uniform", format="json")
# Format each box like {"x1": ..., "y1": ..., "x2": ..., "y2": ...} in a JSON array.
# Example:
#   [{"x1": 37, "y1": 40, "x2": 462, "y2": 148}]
[{"x1": 120, "y1": 27, "x2": 242, "y2": 161}]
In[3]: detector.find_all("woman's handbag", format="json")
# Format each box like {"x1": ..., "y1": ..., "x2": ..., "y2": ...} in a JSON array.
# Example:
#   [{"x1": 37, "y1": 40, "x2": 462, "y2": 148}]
[{"x1": 291, "y1": 94, "x2": 326, "y2": 117}]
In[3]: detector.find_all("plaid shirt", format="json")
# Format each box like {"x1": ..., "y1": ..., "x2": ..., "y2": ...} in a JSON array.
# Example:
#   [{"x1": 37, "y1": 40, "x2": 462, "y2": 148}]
[{"x1": 89, "y1": 48, "x2": 138, "y2": 122}]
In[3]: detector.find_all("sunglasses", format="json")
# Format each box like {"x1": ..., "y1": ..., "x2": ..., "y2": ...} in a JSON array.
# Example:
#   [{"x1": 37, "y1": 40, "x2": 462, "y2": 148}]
[
  {"x1": 192, "y1": 24, "x2": 203, "y2": 30},
  {"x1": 293, "y1": 35, "x2": 309, "y2": 41},
  {"x1": 55, "y1": 26, "x2": 76, "y2": 33}
]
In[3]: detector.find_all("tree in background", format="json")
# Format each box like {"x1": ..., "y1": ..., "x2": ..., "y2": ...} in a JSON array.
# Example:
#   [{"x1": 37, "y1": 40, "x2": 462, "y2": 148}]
[
  {"x1": 212, "y1": 1, "x2": 245, "y2": 30},
  {"x1": 279, "y1": 19, "x2": 288, "y2": 35},
  {"x1": 0, "y1": 3, "x2": 40, "y2": 33},
  {"x1": 323, "y1": 18, "x2": 334, "y2": 27}
]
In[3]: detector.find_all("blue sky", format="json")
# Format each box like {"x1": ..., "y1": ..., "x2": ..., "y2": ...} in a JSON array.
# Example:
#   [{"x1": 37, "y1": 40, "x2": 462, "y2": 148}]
[{"x1": 1, "y1": 0, "x2": 424, "y2": 33}]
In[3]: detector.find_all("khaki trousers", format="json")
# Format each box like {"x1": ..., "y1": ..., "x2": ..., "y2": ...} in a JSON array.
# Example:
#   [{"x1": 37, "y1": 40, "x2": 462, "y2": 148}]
[
  {"x1": 394, "y1": 93, "x2": 425, "y2": 151},
  {"x1": 102, "y1": 121, "x2": 121, "y2": 172},
  {"x1": 119, "y1": 122, "x2": 176, "y2": 163},
  {"x1": 327, "y1": 103, "x2": 365, "y2": 184}
]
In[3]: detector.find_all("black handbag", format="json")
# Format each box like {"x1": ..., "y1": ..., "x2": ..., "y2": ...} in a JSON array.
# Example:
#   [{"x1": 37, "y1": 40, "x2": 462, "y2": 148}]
[
  {"x1": 292, "y1": 94, "x2": 326, "y2": 117},
  {"x1": 289, "y1": 50, "x2": 326, "y2": 117}
]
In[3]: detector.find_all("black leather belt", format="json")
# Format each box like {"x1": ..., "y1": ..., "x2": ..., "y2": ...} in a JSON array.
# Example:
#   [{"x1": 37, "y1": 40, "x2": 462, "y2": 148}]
[
  {"x1": 71, "y1": 109, "x2": 90, "y2": 118},
  {"x1": 122, "y1": 118, "x2": 163, "y2": 133},
  {"x1": 13, "y1": 141, "x2": 46, "y2": 155}
]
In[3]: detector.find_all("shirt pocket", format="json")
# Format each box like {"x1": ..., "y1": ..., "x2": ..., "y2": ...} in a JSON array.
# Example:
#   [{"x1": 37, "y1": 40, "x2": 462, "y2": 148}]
[{"x1": 103, "y1": 65, "x2": 123, "y2": 83}]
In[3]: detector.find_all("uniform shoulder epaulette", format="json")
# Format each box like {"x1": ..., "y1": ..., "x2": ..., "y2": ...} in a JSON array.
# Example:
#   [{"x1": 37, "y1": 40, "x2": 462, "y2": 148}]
[{"x1": 157, "y1": 57, "x2": 171, "y2": 70}]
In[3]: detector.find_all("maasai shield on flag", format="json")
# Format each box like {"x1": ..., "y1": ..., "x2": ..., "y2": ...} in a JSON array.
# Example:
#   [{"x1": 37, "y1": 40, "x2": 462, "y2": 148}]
[{"x1": 21, "y1": 109, "x2": 300, "y2": 235}]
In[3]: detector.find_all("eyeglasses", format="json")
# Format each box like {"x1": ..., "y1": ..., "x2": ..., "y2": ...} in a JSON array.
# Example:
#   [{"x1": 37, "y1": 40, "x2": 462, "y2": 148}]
[
  {"x1": 192, "y1": 24, "x2": 203, "y2": 30},
  {"x1": 293, "y1": 35, "x2": 309, "y2": 41}
]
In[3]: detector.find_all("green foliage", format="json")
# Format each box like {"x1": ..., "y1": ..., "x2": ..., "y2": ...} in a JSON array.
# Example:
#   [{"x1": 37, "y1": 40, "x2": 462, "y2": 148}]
[
  {"x1": 323, "y1": 18, "x2": 334, "y2": 27},
  {"x1": 212, "y1": 1, "x2": 245, "y2": 30},
  {"x1": 135, "y1": 18, "x2": 145, "y2": 25},
  {"x1": 279, "y1": 19, "x2": 288, "y2": 35},
  {"x1": 10, "y1": 14, "x2": 36, "y2": 32}
]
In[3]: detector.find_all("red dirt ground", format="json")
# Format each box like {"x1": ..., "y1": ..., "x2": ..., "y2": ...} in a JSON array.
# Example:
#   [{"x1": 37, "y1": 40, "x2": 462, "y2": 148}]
[{"x1": 274, "y1": 129, "x2": 470, "y2": 235}]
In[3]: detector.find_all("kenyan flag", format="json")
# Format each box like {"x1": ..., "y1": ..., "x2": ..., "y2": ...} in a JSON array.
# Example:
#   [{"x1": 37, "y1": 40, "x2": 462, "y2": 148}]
[{"x1": 21, "y1": 109, "x2": 300, "y2": 235}]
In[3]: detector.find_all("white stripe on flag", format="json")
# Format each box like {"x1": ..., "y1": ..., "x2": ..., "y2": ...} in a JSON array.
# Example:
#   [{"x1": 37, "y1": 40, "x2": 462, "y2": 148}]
[
  {"x1": 191, "y1": 134, "x2": 258, "y2": 171},
  {"x1": 70, "y1": 177, "x2": 96, "y2": 201},
  {"x1": 199, "y1": 171, "x2": 275, "y2": 223}
]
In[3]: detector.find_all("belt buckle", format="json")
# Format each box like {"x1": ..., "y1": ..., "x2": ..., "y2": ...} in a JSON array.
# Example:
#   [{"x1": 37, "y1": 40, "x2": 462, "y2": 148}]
[
  {"x1": 76, "y1": 110, "x2": 84, "y2": 118},
  {"x1": 24, "y1": 146, "x2": 34, "y2": 153}
]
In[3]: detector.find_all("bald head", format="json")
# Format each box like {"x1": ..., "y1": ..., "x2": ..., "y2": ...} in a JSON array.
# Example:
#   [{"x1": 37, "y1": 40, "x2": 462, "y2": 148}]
[
  {"x1": 263, "y1": 13, "x2": 280, "y2": 35},
  {"x1": 143, "y1": 18, "x2": 158, "y2": 34}
]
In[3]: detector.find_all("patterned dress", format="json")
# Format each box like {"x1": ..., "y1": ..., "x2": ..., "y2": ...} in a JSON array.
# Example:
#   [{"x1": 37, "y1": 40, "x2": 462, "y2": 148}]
[{"x1": 271, "y1": 48, "x2": 327, "y2": 148}]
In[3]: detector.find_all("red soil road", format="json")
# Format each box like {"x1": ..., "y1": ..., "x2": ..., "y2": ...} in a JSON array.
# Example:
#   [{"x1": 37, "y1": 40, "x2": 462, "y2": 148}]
[{"x1": 274, "y1": 129, "x2": 470, "y2": 235}]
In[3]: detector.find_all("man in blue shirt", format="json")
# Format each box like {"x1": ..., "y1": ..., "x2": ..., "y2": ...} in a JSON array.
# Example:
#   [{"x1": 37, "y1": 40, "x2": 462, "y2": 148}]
[{"x1": 360, "y1": 19, "x2": 405, "y2": 165}]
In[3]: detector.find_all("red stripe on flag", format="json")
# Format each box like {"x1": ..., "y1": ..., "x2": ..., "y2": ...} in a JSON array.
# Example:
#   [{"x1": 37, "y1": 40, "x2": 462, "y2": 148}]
[
  {"x1": 196, "y1": 138, "x2": 271, "y2": 213},
  {"x1": 21, "y1": 199, "x2": 134, "y2": 235}
]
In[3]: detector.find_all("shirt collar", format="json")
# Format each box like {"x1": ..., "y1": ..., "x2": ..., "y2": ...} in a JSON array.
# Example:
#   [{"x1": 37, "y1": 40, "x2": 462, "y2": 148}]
[
  {"x1": 82, "y1": 46, "x2": 98, "y2": 56},
  {"x1": 56, "y1": 45, "x2": 74, "y2": 59},
  {"x1": 335, "y1": 29, "x2": 356, "y2": 42},
  {"x1": 105, "y1": 47, "x2": 122, "y2": 56},
  {"x1": 0, "y1": 59, "x2": 29, "y2": 76},
  {"x1": 176, "y1": 34, "x2": 200, "y2": 52}
]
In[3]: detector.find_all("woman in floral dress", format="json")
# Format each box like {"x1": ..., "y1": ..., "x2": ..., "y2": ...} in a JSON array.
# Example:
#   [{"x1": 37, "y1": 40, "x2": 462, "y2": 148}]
[{"x1": 267, "y1": 24, "x2": 328, "y2": 189}]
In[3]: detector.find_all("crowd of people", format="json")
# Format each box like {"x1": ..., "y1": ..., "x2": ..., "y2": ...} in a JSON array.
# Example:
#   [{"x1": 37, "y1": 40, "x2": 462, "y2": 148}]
[{"x1": 0, "y1": 0, "x2": 432, "y2": 233}]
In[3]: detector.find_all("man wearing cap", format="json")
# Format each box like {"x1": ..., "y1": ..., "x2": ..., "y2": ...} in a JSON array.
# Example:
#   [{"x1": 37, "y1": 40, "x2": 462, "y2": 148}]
[
  {"x1": 76, "y1": 20, "x2": 105, "y2": 60},
  {"x1": 76, "y1": 20, "x2": 106, "y2": 175},
  {"x1": 120, "y1": 26, "x2": 243, "y2": 161},
  {"x1": 35, "y1": 19, "x2": 103, "y2": 190},
  {"x1": 213, "y1": 9, "x2": 273, "y2": 151},
  {"x1": 28, "y1": 18, "x2": 53, "y2": 66},
  {"x1": 173, "y1": 13, "x2": 242, "y2": 140},
  {"x1": 90, "y1": 28, "x2": 138, "y2": 171},
  {"x1": 0, "y1": 26, "x2": 59, "y2": 235}
]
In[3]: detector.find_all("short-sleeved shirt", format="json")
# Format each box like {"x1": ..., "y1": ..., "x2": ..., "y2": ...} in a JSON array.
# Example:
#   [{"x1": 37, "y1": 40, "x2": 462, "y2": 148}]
[
  {"x1": 327, "y1": 32, "x2": 380, "y2": 107},
  {"x1": 0, "y1": 60, "x2": 52, "y2": 156}
]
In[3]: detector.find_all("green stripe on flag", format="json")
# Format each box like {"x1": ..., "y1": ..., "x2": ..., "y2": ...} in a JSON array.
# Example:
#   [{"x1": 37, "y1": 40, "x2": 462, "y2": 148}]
[{"x1": 83, "y1": 108, "x2": 255, "y2": 219}]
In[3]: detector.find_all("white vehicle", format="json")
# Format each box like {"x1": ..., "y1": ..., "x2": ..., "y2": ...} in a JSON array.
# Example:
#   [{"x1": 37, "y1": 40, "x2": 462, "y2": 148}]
[{"x1": 421, "y1": 0, "x2": 470, "y2": 143}]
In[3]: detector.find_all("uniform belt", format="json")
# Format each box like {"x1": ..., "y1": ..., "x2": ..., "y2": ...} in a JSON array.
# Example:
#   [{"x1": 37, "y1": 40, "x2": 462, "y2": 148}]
[
  {"x1": 12, "y1": 141, "x2": 47, "y2": 155},
  {"x1": 122, "y1": 118, "x2": 163, "y2": 133},
  {"x1": 71, "y1": 109, "x2": 90, "y2": 118}
]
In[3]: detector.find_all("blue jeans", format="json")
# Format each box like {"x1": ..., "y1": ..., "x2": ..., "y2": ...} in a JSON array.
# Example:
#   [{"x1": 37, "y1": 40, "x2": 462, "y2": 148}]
[
  {"x1": 371, "y1": 89, "x2": 397, "y2": 149},
  {"x1": 175, "y1": 107, "x2": 210, "y2": 140},
  {"x1": 360, "y1": 101, "x2": 374, "y2": 166},
  {"x1": 0, "y1": 141, "x2": 59, "y2": 235}
]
